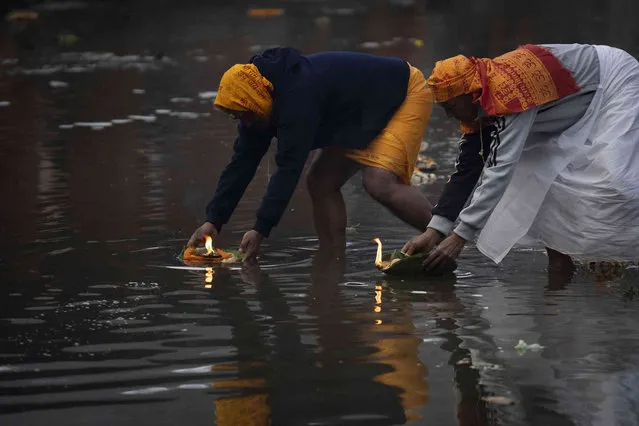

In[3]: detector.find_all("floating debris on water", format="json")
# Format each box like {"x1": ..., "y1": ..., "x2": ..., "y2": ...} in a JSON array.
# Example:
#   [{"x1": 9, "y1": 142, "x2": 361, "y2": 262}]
[
  {"x1": 411, "y1": 170, "x2": 437, "y2": 186},
  {"x1": 132, "y1": 89, "x2": 145, "y2": 94},
  {"x1": 582, "y1": 260, "x2": 629, "y2": 282},
  {"x1": 74, "y1": 121, "x2": 113, "y2": 130},
  {"x1": 8, "y1": 52, "x2": 176, "y2": 76},
  {"x1": 416, "y1": 155, "x2": 438, "y2": 172},
  {"x1": 170, "y1": 97, "x2": 193, "y2": 104},
  {"x1": 177, "y1": 384, "x2": 209, "y2": 390},
  {"x1": 194, "y1": 56, "x2": 208, "y2": 62},
  {"x1": 170, "y1": 111, "x2": 199, "y2": 119},
  {"x1": 11, "y1": 65, "x2": 63, "y2": 75},
  {"x1": 35, "y1": 1, "x2": 89, "y2": 11},
  {"x1": 58, "y1": 33, "x2": 79, "y2": 46},
  {"x1": 122, "y1": 387, "x2": 169, "y2": 396},
  {"x1": 172, "y1": 365, "x2": 213, "y2": 374},
  {"x1": 247, "y1": 8, "x2": 285, "y2": 17},
  {"x1": 66, "y1": 65, "x2": 92, "y2": 73},
  {"x1": 360, "y1": 41, "x2": 381, "y2": 49},
  {"x1": 0, "y1": 101, "x2": 10, "y2": 107},
  {"x1": 5, "y1": 10, "x2": 39, "y2": 21},
  {"x1": 198, "y1": 91, "x2": 217, "y2": 99},
  {"x1": 345, "y1": 223, "x2": 359, "y2": 233},
  {"x1": 482, "y1": 396, "x2": 517, "y2": 405},
  {"x1": 515, "y1": 339, "x2": 544, "y2": 354},
  {"x1": 128, "y1": 115, "x2": 157, "y2": 123},
  {"x1": 49, "y1": 80, "x2": 69, "y2": 88}
]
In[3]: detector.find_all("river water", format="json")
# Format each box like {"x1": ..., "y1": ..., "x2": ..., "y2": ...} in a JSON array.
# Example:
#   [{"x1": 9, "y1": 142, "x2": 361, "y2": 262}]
[{"x1": 1, "y1": 1, "x2": 639, "y2": 425}]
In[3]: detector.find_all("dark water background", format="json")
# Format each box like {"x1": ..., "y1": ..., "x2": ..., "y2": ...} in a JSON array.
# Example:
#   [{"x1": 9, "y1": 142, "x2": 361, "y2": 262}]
[{"x1": 1, "y1": 1, "x2": 639, "y2": 425}]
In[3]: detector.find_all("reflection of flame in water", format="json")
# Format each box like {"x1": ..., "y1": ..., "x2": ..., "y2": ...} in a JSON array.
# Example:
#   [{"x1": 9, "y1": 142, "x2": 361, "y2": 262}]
[
  {"x1": 205, "y1": 235, "x2": 214, "y2": 255},
  {"x1": 205, "y1": 267, "x2": 213, "y2": 288},
  {"x1": 375, "y1": 285, "x2": 382, "y2": 323},
  {"x1": 374, "y1": 238, "x2": 383, "y2": 266},
  {"x1": 212, "y1": 373, "x2": 270, "y2": 426},
  {"x1": 369, "y1": 289, "x2": 429, "y2": 422}
]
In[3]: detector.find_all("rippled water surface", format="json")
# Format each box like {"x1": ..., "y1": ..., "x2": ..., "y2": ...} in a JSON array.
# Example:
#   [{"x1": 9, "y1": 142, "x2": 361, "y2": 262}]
[{"x1": 1, "y1": 1, "x2": 639, "y2": 425}]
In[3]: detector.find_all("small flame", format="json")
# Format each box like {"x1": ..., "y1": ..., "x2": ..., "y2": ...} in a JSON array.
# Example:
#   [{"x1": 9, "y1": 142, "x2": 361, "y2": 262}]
[
  {"x1": 373, "y1": 238, "x2": 383, "y2": 266},
  {"x1": 205, "y1": 235, "x2": 214, "y2": 255}
]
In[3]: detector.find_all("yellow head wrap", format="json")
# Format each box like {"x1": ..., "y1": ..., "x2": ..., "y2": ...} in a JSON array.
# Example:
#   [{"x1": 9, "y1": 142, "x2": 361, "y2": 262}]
[
  {"x1": 426, "y1": 55, "x2": 482, "y2": 103},
  {"x1": 214, "y1": 64, "x2": 274, "y2": 118}
]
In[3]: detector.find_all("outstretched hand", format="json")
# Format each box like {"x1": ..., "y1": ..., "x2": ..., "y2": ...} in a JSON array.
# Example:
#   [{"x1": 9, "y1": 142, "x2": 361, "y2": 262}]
[
  {"x1": 423, "y1": 233, "x2": 466, "y2": 271},
  {"x1": 187, "y1": 222, "x2": 217, "y2": 247},
  {"x1": 402, "y1": 228, "x2": 444, "y2": 256},
  {"x1": 239, "y1": 230, "x2": 264, "y2": 262}
]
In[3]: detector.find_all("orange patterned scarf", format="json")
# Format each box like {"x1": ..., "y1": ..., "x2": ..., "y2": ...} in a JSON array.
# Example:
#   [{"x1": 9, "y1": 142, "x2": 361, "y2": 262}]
[{"x1": 427, "y1": 45, "x2": 580, "y2": 134}]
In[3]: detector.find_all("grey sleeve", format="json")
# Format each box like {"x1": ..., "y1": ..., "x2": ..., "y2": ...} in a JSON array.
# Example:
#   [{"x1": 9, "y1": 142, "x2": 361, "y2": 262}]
[{"x1": 453, "y1": 109, "x2": 538, "y2": 241}]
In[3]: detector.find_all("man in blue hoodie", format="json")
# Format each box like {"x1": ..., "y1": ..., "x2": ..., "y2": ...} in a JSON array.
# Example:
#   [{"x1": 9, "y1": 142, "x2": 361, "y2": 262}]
[{"x1": 187, "y1": 47, "x2": 438, "y2": 260}]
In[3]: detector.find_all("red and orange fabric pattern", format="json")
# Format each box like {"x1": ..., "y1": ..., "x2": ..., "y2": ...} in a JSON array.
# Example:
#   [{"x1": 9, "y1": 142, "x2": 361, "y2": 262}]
[{"x1": 427, "y1": 44, "x2": 580, "y2": 133}]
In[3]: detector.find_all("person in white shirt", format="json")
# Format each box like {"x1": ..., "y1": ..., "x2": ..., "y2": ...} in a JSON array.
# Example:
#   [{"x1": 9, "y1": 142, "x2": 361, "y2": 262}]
[{"x1": 404, "y1": 43, "x2": 639, "y2": 272}]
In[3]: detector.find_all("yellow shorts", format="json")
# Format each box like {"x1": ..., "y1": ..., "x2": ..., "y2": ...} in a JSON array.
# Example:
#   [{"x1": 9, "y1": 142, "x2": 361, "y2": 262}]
[{"x1": 345, "y1": 65, "x2": 433, "y2": 184}]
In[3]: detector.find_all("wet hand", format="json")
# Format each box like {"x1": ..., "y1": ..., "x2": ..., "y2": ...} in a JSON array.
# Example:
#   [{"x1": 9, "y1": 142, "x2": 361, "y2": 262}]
[
  {"x1": 239, "y1": 230, "x2": 264, "y2": 261},
  {"x1": 187, "y1": 222, "x2": 218, "y2": 247},
  {"x1": 402, "y1": 228, "x2": 444, "y2": 255},
  {"x1": 423, "y1": 233, "x2": 466, "y2": 271}
]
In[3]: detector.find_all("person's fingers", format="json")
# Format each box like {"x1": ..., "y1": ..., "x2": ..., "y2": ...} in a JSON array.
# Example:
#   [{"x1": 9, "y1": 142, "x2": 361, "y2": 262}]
[
  {"x1": 422, "y1": 249, "x2": 439, "y2": 270},
  {"x1": 244, "y1": 244, "x2": 257, "y2": 260},
  {"x1": 429, "y1": 252, "x2": 448, "y2": 271},
  {"x1": 424, "y1": 249, "x2": 447, "y2": 271},
  {"x1": 402, "y1": 241, "x2": 415, "y2": 255},
  {"x1": 187, "y1": 231, "x2": 199, "y2": 247}
]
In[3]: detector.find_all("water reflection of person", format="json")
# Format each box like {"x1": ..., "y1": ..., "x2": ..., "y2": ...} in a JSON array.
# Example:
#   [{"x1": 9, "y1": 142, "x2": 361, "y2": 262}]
[
  {"x1": 272, "y1": 248, "x2": 409, "y2": 425},
  {"x1": 206, "y1": 251, "x2": 497, "y2": 425},
  {"x1": 375, "y1": 277, "x2": 492, "y2": 426},
  {"x1": 208, "y1": 251, "x2": 407, "y2": 425}
]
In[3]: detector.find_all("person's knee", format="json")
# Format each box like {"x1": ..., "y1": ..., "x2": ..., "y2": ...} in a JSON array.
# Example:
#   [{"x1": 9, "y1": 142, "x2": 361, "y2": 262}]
[
  {"x1": 306, "y1": 167, "x2": 324, "y2": 198},
  {"x1": 363, "y1": 167, "x2": 398, "y2": 204},
  {"x1": 306, "y1": 164, "x2": 341, "y2": 198}
]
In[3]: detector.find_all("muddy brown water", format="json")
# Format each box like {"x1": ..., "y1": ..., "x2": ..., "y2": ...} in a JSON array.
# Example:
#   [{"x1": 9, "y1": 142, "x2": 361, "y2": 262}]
[{"x1": 1, "y1": 1, "x2": 639, "y2": 425}]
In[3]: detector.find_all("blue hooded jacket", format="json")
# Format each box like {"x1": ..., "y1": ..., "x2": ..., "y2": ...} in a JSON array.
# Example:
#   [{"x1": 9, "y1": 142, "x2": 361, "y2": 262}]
[{"x1": 206, "y1": 47, "x2": 410, "y2": 237}]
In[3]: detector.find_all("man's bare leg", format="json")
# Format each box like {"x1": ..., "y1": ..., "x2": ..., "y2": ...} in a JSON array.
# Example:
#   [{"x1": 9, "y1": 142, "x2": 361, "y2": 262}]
[
  {"x1": 362, "y1": 166, "x2": 433, "y2": 231},
  {"x1": 546, "y1": 246, "x2": 575, "y2": 289},
  {"x1": 306, "y1": 149, "x2": 360, "y2": 248}
]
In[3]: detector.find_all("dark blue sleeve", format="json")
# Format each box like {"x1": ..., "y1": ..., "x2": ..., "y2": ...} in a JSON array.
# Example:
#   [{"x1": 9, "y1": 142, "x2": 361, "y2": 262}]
[
  {"x1": 430, "y1": 125, "x2": 494, "y2": 222},
  {"x1": 253, "y1": 95, "x2": 320, "y2": 237},
  {"x1": 205, "y1": 123, "x2": 273, "y2": 232}
]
